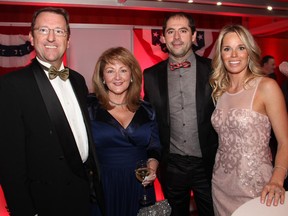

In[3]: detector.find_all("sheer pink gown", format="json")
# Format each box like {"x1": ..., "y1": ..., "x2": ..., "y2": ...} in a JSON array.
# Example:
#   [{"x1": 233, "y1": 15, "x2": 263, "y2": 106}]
[{"x1": 211, "y1": 77, "x2": 273, "y2": 216}]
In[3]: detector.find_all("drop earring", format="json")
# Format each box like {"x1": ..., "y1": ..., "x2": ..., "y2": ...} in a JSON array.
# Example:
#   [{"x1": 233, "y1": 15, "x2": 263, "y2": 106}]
[{"x1": 103, "y1": 80, "x2": 106, "y2": 84}]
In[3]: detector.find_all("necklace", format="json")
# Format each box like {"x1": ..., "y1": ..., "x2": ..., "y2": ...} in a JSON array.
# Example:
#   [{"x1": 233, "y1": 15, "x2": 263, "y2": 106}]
[{"x1": 109, "y1": 100, "x2": 127, "y2": 106}]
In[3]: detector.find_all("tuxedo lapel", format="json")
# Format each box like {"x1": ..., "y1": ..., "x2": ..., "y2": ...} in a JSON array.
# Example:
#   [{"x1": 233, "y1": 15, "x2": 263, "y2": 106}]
[
  {"x1": 69, "y1": 73, "x2": 102, "y2": 175},
  {"x1": 196, "y1": 60, "x2": 205, "y2": 114},
  {"x1": 32, "y1": 60, "x2": 85, "y2": 178},
  {"x1": 158, "y1": 60, "x2": 170, "y2": 126},
  {"x1": 69, "y1": 72, "x2": 105, "y2": 210},
  {"x1": 195, "y1": 56, "x2": 212, "y2": 124}
]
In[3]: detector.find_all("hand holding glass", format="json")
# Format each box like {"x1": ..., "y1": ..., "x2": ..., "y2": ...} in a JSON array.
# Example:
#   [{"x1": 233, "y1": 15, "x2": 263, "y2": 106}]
[{"x1": 135, "y1": 160, "x2": 152, "y2": 206}]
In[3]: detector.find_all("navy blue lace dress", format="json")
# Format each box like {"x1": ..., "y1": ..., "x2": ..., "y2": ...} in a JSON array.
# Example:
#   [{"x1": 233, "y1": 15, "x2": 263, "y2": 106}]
[{"x1": 88, "y1": 96, "x2": 161, "y2": 216}]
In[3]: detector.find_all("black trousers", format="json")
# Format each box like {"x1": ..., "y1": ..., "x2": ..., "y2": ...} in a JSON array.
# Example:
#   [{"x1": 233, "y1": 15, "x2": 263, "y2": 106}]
[{"x1": 164, "y1": 153, "x2": 214, "y2": 216}]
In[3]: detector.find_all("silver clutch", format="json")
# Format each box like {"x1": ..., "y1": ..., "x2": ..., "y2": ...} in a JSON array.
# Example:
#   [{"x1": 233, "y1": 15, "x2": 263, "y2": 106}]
[{"x1": 137, "y1": 199, "x2": 172, "y2": 216}]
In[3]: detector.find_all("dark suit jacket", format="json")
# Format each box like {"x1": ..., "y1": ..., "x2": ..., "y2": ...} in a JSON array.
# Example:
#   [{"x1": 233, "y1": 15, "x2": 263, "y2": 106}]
[
  {"x1": 0, "y1": 59, "x2": 105, "y2": 216},
  {"x1": 143, "y1": 54, "x2": 218, "y2": 182},
  {"x1": 282, "y1": 79, "x2": 288, "y2": 111}
]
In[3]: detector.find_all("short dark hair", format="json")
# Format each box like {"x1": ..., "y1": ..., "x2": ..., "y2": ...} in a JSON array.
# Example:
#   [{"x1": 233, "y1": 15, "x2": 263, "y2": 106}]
[
  {"x1": 261, "y1": 55, "x2": 274, "y2": 66},
  {"x1": 31, "y1": 7, "x2": 71, "y2": 39},
  {"x1": 162, "y1": 12, "x2": 196, "y2": 34}
]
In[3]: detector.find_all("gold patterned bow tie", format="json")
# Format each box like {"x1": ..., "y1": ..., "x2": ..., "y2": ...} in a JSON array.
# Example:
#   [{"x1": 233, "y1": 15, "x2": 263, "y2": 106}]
[
  {"x1": 48, "y1": 66, "x2": 69, "y2": 81},
  {"x1": 169, "y1": 61, "x2": 191, "y2": 71}
]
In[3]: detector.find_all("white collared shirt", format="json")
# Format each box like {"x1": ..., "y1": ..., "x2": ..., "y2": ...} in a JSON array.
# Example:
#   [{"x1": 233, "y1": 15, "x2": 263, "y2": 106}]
[{"x1": 37, "y1": 57, "x2": 89, "y2": 162}]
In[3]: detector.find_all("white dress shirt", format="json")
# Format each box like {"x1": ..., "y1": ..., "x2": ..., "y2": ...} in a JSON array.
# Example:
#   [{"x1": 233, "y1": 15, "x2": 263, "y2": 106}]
[{"x1": 37, "y1": 57, "x2": 89, "y2": 162}]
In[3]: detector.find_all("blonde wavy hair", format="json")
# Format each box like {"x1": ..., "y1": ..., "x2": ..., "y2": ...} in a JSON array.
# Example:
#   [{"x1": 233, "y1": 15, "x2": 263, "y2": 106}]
[
  {"x1": 210, "y1": 24, "x2": 263, "y2": 103},
  {"x1": 92, "y1": 47, "x2": 142, "y2": 112}
]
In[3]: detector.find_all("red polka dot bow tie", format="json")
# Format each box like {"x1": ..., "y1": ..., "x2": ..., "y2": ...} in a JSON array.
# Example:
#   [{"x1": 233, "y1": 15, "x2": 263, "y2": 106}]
[{"x1": 169, "y1": 61, "x2": 191, "y2": 71}]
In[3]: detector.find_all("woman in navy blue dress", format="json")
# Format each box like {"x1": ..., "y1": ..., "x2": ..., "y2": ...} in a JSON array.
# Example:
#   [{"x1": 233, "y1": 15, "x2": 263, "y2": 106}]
[{"x1": 88, "y1": 47, "x2": 161, "y2": 216}]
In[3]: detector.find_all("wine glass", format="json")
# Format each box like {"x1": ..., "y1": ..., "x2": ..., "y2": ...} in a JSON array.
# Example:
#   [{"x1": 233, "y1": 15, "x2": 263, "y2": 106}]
[{"x1": 135, "y1": 159, "x2": 152, "y2": 206}]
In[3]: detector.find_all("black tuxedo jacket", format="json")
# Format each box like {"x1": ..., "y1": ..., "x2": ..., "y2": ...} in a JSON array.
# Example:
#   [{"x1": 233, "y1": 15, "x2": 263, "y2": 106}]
[
  {"x1": 143, "y1": 54, "x2": 218, "y2": 181},
  {"x1": 0, "y1": 59, "x2": 105, "y2": 216}
]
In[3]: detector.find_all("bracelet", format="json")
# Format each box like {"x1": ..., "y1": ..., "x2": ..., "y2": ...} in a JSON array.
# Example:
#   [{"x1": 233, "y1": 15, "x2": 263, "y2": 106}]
[{"x1": 274, "y1": 165, "x2": 288, "y2": 179}]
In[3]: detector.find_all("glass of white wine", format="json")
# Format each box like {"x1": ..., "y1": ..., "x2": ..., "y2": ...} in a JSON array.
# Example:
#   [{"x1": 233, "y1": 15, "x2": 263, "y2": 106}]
[{"x1": 135, "y1": 159, "x2": 152, "y2": 206}]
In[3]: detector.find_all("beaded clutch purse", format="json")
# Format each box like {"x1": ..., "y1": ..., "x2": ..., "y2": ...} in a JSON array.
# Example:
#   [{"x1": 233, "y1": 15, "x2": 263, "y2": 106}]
[{"x1": 137, "y1": 199, "x2": 172, "y2": 216}]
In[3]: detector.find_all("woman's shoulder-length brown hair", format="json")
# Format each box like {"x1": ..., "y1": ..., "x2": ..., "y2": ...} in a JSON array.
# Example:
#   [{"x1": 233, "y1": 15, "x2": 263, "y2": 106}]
[{"x1": 92, "y1": 47, "x2": 142, "y2": 112}]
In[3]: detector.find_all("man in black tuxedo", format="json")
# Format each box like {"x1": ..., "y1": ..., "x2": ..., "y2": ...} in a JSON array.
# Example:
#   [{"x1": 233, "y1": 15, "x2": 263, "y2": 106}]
[
  {"x1": 0, "y1": 7, "x2": 105, "y2": 216},
  {"x1": 143, "y1": 12, "x2": 218, "y2": 216}
]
